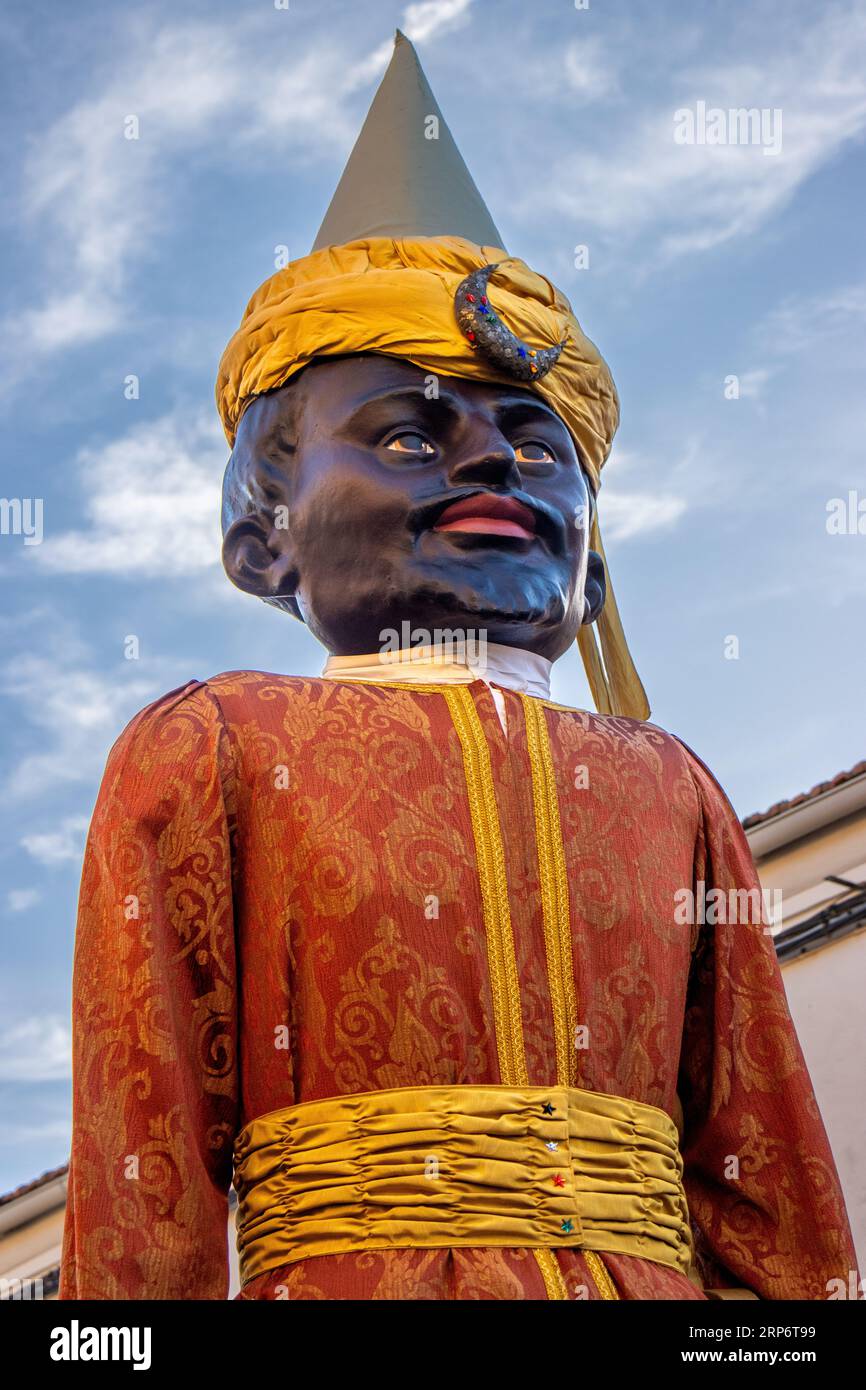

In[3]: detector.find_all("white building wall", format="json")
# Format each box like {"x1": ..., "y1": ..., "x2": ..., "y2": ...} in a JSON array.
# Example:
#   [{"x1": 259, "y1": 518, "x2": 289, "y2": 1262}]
[{"x1": 781, "y1": 929, "x2": 866, "y2": 1271}]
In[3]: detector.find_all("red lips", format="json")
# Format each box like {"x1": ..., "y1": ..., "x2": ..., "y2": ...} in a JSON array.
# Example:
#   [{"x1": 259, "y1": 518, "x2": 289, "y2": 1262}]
[{"x1": 433, "y1": 493, "x2": 537, "y2": 540}]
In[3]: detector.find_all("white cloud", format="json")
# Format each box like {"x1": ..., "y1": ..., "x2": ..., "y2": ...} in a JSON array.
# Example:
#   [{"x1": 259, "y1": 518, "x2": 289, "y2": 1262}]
[
  {"x1": 21, "y1": 816, "x2": 90, "y2": 866},
  {"x1": 736, "y1": 368, "x2": 774, "y2": 400},
  {"x1": 563, "y1": 36, "x2": 618, "y2": 103},
  {"x1": 535, "y1": 2, "x2": 866, "y2": 265},
  {"x1": 0, "y1": 1118, "x2": 72, "y2": 1149},
  {"x1": 6, "y1": 888, "x2": 41, "y2": 913},
  {"x1": 32, "y1": 409, "x2": 225, "y2": 576},
  {"x1": 598, "y1": 441, "x2": 694, "y2": 543},
  {"x1": 1, "y1": 634, "x2": 156, "y2": 798},
  {"x1": 3, "y1": 3, "x2": 481, "y2": 384},
  {"x1": 402, "y1": 0, "x2": 473, "y2": 44},
  {"x1": 600, "y1": 490, "x2": 688, "y2": 542},
  {"x1": 0, "y1": 1017, "x2": 71, "y2": 1083},
  {"x1": 2, "y1": 18, "x2": 363, "y2": 382},
  {"x1": 340, "y1": 2, "x2": 475, "y2": 97},
  {"x1": 8, "y1": 291, "x2": 121, "y2": 355},
  {"x1": 755, "y1": 280, "x2": 866, "y2": 357}
]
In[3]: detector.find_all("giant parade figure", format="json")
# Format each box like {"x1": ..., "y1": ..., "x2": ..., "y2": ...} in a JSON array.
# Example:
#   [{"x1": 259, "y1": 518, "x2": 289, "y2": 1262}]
[{"x1": 61, "y1": 33, "x2": 856, "y2": 1301}]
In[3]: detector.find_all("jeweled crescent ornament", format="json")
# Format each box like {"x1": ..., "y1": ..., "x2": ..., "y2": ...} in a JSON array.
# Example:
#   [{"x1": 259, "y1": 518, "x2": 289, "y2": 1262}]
[{"x1": 454, "y1": 263, "x2": 568, "y2": 382}]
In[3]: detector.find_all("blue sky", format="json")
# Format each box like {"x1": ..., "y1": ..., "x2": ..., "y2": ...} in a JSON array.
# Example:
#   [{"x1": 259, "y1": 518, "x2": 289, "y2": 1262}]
[{"x1": 1, "y1": 0, "x2": 864, "y2": 1191}]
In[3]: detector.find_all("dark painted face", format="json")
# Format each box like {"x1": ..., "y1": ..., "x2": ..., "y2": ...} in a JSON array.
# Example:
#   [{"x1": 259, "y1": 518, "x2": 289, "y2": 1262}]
[{"x1": 222, "y1": 354, "x2": 605, "y2": 661}]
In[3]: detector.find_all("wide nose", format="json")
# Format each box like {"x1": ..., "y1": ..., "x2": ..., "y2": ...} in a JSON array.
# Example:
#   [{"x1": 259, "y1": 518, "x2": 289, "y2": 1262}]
[{"x1": 446, "y1": 419, "x2": 521, "y2": 490}]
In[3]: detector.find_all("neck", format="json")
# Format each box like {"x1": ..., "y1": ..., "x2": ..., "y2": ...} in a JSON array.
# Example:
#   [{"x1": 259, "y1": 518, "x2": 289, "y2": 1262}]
[{"x1": 322, "y1": 639, "x2": 553, "y2": 700}]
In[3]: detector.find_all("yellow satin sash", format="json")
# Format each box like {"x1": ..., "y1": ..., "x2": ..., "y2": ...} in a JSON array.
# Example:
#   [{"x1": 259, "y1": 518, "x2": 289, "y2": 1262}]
[{"x1": 233, "y1": 1083, "x2": 694, "y2": 1286}]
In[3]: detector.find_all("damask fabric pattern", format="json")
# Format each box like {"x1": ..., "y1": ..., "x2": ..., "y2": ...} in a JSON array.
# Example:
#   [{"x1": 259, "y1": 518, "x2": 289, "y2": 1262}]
[{"x1": 60, "y1": 672, "x2": 856, "y2": 1300}]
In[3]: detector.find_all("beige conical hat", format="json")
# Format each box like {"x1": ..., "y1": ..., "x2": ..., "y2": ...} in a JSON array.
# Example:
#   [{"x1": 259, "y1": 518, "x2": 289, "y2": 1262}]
[{"x1": 313, "y1": 30, "x2": 504, "y2": 252}]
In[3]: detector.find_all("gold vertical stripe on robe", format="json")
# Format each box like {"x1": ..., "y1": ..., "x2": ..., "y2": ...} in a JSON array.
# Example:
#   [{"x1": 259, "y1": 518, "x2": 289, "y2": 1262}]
[
  {"x1": 522, "y1": 694, "x2": 578, "y2": 1089},
  {"x1": 521, "y1": 694, "x2": 618, "y2": 1301},
  {"x1": 445, "y1": 686, "x2": 569, "y2": 1300}
]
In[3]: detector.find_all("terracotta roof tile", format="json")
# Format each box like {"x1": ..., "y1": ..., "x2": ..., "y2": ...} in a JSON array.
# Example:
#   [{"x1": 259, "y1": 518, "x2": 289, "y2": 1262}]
[
  {"x1": 742, "y1": 761, "x2": 866, "y2": 830},
  {"x1": 0, "y1": 1163, "x2": 68, "y2": 1208}
]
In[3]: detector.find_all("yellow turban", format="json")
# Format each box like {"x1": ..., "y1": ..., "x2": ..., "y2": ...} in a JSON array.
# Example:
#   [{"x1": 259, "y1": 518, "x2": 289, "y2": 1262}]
[{"x1": 216, "y1": 234, "x2": 649, "y2": 721}]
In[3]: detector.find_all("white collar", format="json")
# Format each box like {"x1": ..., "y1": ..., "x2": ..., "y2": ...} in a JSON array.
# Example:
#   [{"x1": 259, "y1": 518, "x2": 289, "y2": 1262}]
[{"x1": 321, "y1": 640, "x2": 552, "y2": 700}]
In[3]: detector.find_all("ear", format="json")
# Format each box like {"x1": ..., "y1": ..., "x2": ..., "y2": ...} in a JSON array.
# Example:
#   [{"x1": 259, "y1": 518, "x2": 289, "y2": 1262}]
[
  {"x1": 222, "y1": 513, "x2": 299, "y2": 603},
  {"x1": 582, "y1": 549, "x2": 606, "y2": 625}
]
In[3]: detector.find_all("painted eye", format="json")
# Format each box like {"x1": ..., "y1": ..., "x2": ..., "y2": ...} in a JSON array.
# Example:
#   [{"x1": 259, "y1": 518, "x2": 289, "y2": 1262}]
[
  {"x1": 385, "y1": 432, "x2": 435, "y2": 454},
  {"x1": 515, "y1": 441, "x2": 555, "y2": 464}
]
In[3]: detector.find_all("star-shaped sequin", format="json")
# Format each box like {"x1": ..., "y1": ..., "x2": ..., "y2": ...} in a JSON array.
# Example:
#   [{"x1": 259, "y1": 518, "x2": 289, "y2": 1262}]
[
  {"x1": 542, "y1": 1101, "x2": 555, "y2": 1115},
  {"x1": 545, "y1": 1140, "x2": 559, "y2": 1152},
  {"x1": 561, "y1": 1219, "x2": 575, "y2": 1235},
  {"x1": 553, "y1": 1174, "x2": 566, "y2": 1188}
]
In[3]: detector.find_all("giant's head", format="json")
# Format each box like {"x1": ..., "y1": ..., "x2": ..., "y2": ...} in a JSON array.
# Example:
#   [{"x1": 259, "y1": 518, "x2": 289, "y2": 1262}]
[
  {"x1": 214, "y1": 34, "x2": 647, "y2": 718},
  {"x1": 221, "y1": 352, "x2": 603, "y2": 663}
]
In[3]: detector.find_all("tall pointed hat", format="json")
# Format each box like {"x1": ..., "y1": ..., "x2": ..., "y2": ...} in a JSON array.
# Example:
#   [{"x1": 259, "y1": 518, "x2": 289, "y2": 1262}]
[
  {"x1": 216, "y1": 31, "x2": 649, "y2": 721},
  {"x1": 312, "y1": 31, "x2": 504, "y2": 250}
]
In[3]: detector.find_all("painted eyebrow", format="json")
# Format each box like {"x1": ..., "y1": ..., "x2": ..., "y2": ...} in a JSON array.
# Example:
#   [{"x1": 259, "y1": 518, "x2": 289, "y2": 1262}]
[
  {"x1": 343, "y1": 384, "x2": 462, "y2": 425},
  {"x1": 340, "y1": 383, "x2": 572, "y2": 451},
  {"x1": 493, "y1": 396, "x2": 570, "y2": 431}
]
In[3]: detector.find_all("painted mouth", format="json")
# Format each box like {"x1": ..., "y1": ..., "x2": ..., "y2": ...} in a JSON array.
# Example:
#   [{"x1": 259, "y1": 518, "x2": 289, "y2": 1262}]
[{"x1": 432, "y1": 492, "x2": 537, "y2": 540}]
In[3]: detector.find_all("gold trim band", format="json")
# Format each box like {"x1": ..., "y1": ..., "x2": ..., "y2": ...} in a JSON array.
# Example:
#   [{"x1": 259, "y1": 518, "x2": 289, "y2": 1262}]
[
  {"x1": 522, "y1": 695, "x2": 617, "y2": 1296},
  {"x1": 444, "y1": 686, "x2": 527, "y2": 1087},
  {"x1": 444, "y1": 687, "x2": 561, "y2": 1295},
  {"x1": 522, "y1": 695, "x2": 579, "y2": 1090}
]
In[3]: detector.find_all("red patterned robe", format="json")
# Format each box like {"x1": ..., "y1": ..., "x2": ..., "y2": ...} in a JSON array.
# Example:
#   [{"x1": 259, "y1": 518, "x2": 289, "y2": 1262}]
[{"x1": 61, "y1": 671, "x2": 856, "y2": 1299}]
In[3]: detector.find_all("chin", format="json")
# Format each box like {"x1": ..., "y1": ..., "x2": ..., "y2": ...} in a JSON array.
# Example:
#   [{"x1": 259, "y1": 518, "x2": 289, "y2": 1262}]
[
  {"x1": 401, "y1": 561, "x2": 570, "y2": 638},
  {"x1": 301, "y1": 557, "x2": 576, "y2": 654}
]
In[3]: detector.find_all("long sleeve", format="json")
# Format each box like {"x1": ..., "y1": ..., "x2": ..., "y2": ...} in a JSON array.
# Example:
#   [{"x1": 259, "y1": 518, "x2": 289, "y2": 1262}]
[
  {"x1": 61, "y1": 680, "x2": 238, "y2": 1300},
  {"x1": 677, "y1": 746, "x2": 858, "y2": 1299}
]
